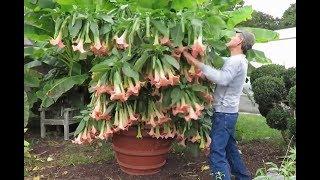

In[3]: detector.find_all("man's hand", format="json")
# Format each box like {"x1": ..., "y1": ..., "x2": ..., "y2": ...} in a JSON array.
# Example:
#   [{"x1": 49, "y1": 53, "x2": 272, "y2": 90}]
[{"x1": 182, "y1": 51, "x2": 203, "y2": 68}]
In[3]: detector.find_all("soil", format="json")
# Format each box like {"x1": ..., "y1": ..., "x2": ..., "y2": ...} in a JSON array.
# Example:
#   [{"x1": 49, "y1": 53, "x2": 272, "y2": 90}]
[{"x1": 25, "y1": 132, "x2": 285, "y2": 180}]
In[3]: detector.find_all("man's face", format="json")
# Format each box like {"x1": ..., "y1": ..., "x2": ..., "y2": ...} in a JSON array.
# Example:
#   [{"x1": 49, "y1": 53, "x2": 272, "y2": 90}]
[{"x1": 226, "y1": 33, "x2": 243, "y2": 48}]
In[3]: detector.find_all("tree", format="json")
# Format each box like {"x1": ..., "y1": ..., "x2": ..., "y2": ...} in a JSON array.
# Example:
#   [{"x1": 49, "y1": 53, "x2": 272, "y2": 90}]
[
  {"x1": 279, "y1": 3, "x2": 296, "y2": 29},
  {"x1": 238, "y1": 10, "x2": 280, "y2": 30}
]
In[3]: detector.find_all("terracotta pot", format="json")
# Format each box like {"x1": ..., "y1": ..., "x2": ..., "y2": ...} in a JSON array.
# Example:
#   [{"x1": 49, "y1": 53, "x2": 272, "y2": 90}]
[{"x1": 112, "y1": 127, "x2": 173, "y2": 175}]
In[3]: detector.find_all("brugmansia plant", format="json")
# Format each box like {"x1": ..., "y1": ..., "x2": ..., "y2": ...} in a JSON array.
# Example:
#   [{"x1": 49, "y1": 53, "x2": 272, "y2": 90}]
[{"x1": 25, "y1": 0, "x2": 279, "y2": 152}]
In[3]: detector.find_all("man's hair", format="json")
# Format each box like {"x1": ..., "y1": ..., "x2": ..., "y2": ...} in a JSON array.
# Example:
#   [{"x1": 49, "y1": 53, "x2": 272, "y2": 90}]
[{"x1": 239, "y1": 33, "x2": 253, "y2": 54}]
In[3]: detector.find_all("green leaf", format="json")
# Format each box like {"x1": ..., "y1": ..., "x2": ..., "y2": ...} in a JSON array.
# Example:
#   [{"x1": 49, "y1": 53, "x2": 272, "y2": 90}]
[
  {"x1": 99, "y1": 14, "x2": 114, "y2": 24},
  {"x1": 227, "y1": 6, "x2": 253, "y2": 28},
  {"x1": 136, "y1": 0, "x2": 154, "y2": 9},
  {"x1": 91, "y1": 56, "x2": 117, "y2": 72},
  {"x1": 27, "y1": 91, "x2": 39, "y2": 109},
  {"x1": 211, "y1": 54, "x2": 225, "y2": 69},
  {"x1": 240, "y1": 27, "x2": 279, "y2": 43},
  {"x1": 24, "y1": 69, "x2": 42, "y2": 87},
  {"x1": 39, "y1": 75, "x2": 88, "y2": 108},
  {"x1": 100, "y1": 24, "x2": 112, "y2": 35},
  {"x1": 46, "y1": 75, "x2": 88, "y2": 99},
  {"x1": 74, "y1": 120, "x2": 86, "y2": 136},
  {"x1": 24, "y1": 24, "x2": 52, "y2": 42},
  {"x1": 191, "y1": 19, "x2": 202, "y2": 27},
  {"x1": 196, "y1": 0, "x2": 209, "y2": 5},
  {"x1": 171, "y1": 0, "x2": 197, "y2": 11},
  {"x1": 246, "y1": 49, "x2": 272, "y2": 64},
  {"x1": 133, "y1": 51, "x2": 149, "y2": 72},
  {"x1": 38, "y1": 0, "x2": 55, "y2": 8},
  {"x1": 56, "y1": 0, "x2": 76, "y2": 11},
  {"x1": 221, "y1": 29, "x2": 236, "y2": 39},
  {"x1": 24, "y1": 60, "x2": 42, "y2": 68},
  {"x1": 206, "y1": 15, "x2": 227, "y2": 29},
  {"x1": 90, "y1": 21, "x2": 100, "y2": 37},
  {"x1": 162, "y1": 54, "x2": 180, "y2": 70},
  {"x1": 191, "y1": 84, "x2": 208, "y2": 92},
  {"x1": 71, "y1": 62, "x2": 82, "y2": 75},
  {"x1": 24, "y1": 91, "x2": 30, "y2": 128},
  {"x1": 24, "y1": 11, "x2": 55, "y2": 35},
  {"x1": 68, "y1": 19, "x2": 83, "y2": 38},
  {"x1": 122, "y1": 63, "x2": 139, "y2": 80},
  {"x1": 24, "y1": 47, "x2": 46, "y2": 59},
  {"x1": 151, "y1": 20, "x2": 168, "y2": 37},
  {"x1": 162, "y1": 89, "x2": 172, "y2": 108},
  {"x1": 171, "y1": 24, "x2": 184, "y2": 46},
  {"x1": 152, "y1": 0, "x2": 170, "y2": 9},
  {"x1": 171, "y1": 88, "x2": 182, "y2": 105}
]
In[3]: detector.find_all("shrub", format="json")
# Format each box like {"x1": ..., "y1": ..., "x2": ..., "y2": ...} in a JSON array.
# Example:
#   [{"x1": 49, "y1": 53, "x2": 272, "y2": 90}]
[
  {"x1": 287, "y1": 117, "x2": 296, "y2": 141},
  {"x1": 266, "y1": 105, "x2": 290, "y2": 131},
  {"x1": 283, "y1": 67, "x2": 296, "y2": 91},
  {"x1": 250, "y1": 64, "x2": 286, "y2": 84},
  {"x1": 252, "y1": 76, "x2": 287, "y2": 106},
  {"x1": 258, "y1": 103, "x2": 274, "y2": 117},
  {"x1": 287, "y1": 85, "x2": 296, "y2": 109}
]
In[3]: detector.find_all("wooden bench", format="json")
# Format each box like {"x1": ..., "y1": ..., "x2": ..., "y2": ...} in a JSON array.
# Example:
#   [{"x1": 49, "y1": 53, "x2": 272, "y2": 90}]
[{"x1": 39, "y1": 107, "x2": 79, "y2": 140}]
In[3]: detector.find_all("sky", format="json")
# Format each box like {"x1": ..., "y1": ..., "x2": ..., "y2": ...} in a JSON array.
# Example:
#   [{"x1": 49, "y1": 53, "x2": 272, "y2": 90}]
[{"x1": 243, "y1": 0, "x2": 296, "y2": 18}]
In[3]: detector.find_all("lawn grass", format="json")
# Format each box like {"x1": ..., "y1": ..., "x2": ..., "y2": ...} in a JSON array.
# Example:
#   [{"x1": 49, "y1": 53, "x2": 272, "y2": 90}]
[{"x1": 236, "y1": 113, "x2": 284, "y2": 145}]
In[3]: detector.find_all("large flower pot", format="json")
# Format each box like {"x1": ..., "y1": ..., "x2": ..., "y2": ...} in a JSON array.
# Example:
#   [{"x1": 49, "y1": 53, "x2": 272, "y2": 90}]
[{"x1": 112, "y1": 127, "x2": 173, "y2": 175}]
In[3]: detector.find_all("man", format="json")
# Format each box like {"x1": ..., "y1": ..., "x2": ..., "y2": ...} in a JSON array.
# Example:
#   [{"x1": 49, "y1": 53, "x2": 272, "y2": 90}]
[{"x1": 182, "y1": 29, "x2": 255, "y2": 180}]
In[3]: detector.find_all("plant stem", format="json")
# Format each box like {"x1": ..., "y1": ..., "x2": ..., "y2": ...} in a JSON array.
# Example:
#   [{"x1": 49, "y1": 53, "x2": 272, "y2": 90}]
[
  {"x1": 280, "y1": 135, "x2": 294, "y2": 169},
  {"x1": 280, "y1": 130, "x2": 289, "y2": 144}
]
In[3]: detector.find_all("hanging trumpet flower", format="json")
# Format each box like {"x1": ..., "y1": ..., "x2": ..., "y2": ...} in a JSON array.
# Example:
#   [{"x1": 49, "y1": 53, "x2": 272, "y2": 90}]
[
  {"x1": 115, "y1": 30, "x2": 129, "y2": 50},
  {"x1": 50, "y1": 31, "x2": 65, "y2": 48},
  {"x1": 191, "y1": 26, "x2": 206, "y2": 58}
]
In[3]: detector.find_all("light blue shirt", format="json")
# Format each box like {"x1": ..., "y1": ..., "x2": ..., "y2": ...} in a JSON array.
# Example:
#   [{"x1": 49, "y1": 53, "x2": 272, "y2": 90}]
[{"x1": 199, "y1": 54, "x2": 248, "y2": 113}]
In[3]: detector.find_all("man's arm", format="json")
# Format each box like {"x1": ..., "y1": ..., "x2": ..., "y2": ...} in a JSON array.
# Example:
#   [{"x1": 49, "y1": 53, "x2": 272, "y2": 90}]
[{"x1": 182, "y1": 51, "x2": 240, "y2": 86}]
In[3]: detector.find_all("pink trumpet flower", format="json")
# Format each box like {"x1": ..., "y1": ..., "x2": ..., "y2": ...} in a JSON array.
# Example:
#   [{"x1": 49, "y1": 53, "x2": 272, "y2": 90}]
[
  {"x1": 148, "y1": 127, "x2": 155, "y2": 137},
  {"x1": 183, "y1": 68, "x2": 193, "y2": 82},
  {"x1": 191, "y1": 35, "x2": 206, "y2": 58},
  {"x1": 50, "y1": 31, "x2": 65, "y2": 48},
  {"x1": 154, "y1": 126, "x2": 161, "y2": 139},
  {"x1": 110, "y1": 72, "x2": 128, "y2": 102},
  {"x1": 147, "y1": 114, "x2": 157, "y2": 128},
  {"x1": 166, "y1": 69, "x2": 180, "y2": 86},
  {"x1": 90, "y1": 126, "x2": 97, "y2": 135},
  {"x1": 91, "y1": 41, "x2": 109, "y2": 56},
  {"x1": 200, "y1": 92, "x2": 214, "y2": 104},
  {"x1": 93, "y1": 40, "x2": 102, "y2": 51},
  {"x1": 115, "y1": 30, "x2": 129, "y2": 50},
  {"x1": 159, "y1": 36, "x2": 172, "y2": 46},
  {"x1": 72, "y1": 39, "x2": 86, "y2": 53},
  {"x1": 95, "y1": 85, "x2": 113, "y2": 96},
  {"x1": 204, "y1": 132, "x2": 212, "y2": 151},
  {"x1": 86, "y1": 131, "x2": 93, "y2": 143},
  {"x1": 178, "y1": 138, "x2": 186, "y2": 147},
  {"x1": 164, "y1": 127, "x2": 174, "y2": 139},
  {"x1": 103, "y1": 123, "x2": 114, "y2": 140},
  {"x1": 173, "y1": 97, "x2": 190, "y2": 115},
  {"x1": 176, "y1": 133, "x2": 186, "y2": 147},
  {"x1": 194, "y1": 103, "x2": 204, "y2": 116},
  {"x1": 184, "y1": 107, "x2": 199, "y2": 122},
  {"x1": 190, "y1": 131, "x2": 201, "y2": 143},
  {"x1": 72, "y1": 132, "x2": 83, "y2": 144}
]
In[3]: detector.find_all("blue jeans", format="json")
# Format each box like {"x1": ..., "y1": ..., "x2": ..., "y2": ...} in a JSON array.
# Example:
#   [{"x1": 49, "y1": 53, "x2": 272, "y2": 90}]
[{"x1": 209, "y1": 112, "x2": 251, "y2": 180}]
